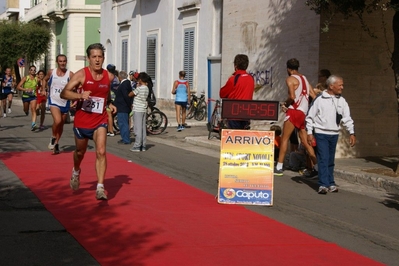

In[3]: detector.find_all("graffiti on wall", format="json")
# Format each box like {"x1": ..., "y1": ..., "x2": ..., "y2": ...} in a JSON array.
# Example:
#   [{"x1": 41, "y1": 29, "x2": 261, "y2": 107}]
[{"x1": 249, "y1": 67, "x2": 273, "y2": 88}]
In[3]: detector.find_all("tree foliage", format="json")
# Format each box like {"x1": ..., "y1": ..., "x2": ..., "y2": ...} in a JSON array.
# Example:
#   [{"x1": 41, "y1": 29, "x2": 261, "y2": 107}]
[
  {"x1": 305, "y1": 0, "x2": 397, "y2": 35},
  {"x1": 0, "y1": 20, "x2": 52, "y2": 69}
]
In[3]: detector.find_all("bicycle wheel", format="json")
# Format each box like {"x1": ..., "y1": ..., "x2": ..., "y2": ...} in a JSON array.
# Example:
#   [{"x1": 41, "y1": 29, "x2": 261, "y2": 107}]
[
  {"x1": 146, "y1": 110, "x2": 168, "y2": 135},
  {"x1": 208, "y1": 111, "x2": 218, "y2": 139},
  {"x1": 113, "y1": 115, "x2": 120, "y2": 131},
  {"x1": 194, "y1": 106, "x2": 206, "y2": 121},
  {"x1": 186, "y1": 104, "x2": 196, "y2": 119}
]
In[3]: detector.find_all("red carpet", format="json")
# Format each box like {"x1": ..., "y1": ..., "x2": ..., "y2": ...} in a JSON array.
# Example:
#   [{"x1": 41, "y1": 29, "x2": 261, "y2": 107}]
[{"x1": 1, "y1": 152, "x2": 382, "y2": 266}]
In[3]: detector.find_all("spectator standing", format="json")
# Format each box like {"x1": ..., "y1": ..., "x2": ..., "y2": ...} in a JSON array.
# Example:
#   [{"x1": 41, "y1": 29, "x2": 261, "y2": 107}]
[
  {"x1": 274, "y1": 58, "x2": 317, "y2": 176},
  {"x1": 172, "y1": 71, "x2": 190, "y2": 131},
  {"x1": 306, "y1": 75, "x2": 356, "y2": 194},
  {"x1": 43, "y1": 54, "x2": 74, "y2": 154},
  {"x1": 130, "y1": 72, "x2": 150, "y2": 152},
  {"x1": 114, "y1": 71, "x2": 133, "y2": 144},
  {"x1": 1, "y1": 67, "x2": 16, "y2": 117},
  {"x1": 220, "y1": 54, "x2": 254, "y2": 129},
  {"x1": 60, "y1": 43, "x2": 116, "y2": 201},
  {"x1": 17, "y1": 65, "x2": 38, "y2": 130},
  {"x1": 106, "y1": 64, "x2": 119, "y2": 137}
]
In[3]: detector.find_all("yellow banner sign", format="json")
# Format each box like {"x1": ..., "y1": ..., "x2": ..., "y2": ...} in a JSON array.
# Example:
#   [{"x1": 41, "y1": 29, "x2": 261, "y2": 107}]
[{"x1": 218, "y1": 129, "x2": 274, "y2": 206}]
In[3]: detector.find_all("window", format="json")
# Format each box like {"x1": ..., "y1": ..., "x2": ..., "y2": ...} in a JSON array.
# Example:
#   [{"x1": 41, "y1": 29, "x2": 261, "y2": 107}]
[
  {"x1": 146, "y1": 36, "x2": 157, "y2": 81},
  {"x1": 121, "y1": 39, "x2": 128, "y2": 72},
  {"x1": 184, "y1": 27, "x2": 195, "y2": 87},
  {"x1": 56, "y1": 40, "x2": 63, "y2": 55}
]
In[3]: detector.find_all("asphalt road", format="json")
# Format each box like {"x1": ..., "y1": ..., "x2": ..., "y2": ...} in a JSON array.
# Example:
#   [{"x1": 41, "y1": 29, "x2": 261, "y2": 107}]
[{"x1": 1, "y1": 103, "x2": 399, "y2": 265}]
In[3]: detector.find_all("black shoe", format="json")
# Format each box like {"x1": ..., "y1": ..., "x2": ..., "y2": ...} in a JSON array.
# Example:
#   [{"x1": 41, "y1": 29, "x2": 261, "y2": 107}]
[
  {"x1": 53, "y1": 144, "x2": 60, "y2": 155},
  {"x1": 117, "y1": 140, "x2": 130, "y2": 145}
]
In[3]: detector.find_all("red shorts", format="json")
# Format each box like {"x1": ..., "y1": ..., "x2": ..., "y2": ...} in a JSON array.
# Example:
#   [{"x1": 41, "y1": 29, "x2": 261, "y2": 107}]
[
  {"x1": 285, "y1": 109, "x2": 306, "y2": 129},
  {"x1": 37, "y1": 95, "x2": 47, "y2": 105}
]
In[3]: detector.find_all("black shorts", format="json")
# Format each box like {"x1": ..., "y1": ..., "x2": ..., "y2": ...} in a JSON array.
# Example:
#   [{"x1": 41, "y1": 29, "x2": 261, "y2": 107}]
[
  {"x1": 0, "y1": 92, "x2": 12, "y2": 100},
  {"x1": 73, "y1": 123, "x2": 108, "y2": 140}
]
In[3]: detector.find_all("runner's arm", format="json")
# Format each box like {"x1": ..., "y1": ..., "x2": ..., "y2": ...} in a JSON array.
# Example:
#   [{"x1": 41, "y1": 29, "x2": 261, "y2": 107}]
[
  {"x1": 42, "y1": 70, "x2": 52, "y2": 92},
  {"x1": 283, "y1": 76, "x2": 298, "y2": 107},
  {"x1": 171, "y1": 81, "x2": 178, "y2": 94},
  {"x1": 17, "y1": 77, "x2": 27, "y2": 91},
  {"x1": 60, "y1": 69, "x2": 89, "y2": 100}
]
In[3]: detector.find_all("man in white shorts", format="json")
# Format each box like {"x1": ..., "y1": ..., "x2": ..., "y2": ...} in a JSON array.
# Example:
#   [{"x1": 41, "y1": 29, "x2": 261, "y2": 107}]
[{"x1": 43, "y1": 55, "x2": 74, "y2": 154}]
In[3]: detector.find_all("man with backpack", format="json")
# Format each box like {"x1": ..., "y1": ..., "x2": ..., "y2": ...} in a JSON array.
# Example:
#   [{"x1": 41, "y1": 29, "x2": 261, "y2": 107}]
[
  {"x1": 274, "y1": 58, "x2": 318, "y2": 176},
  {"x1": 219, "y1": 54, "x2": 254, "y2": 129}
]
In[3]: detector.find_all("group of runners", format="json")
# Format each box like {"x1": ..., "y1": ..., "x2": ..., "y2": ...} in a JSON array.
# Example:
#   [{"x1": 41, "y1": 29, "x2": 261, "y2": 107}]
[{"x1": 1, "y1": 43, "x2": 120, "y2": 200}]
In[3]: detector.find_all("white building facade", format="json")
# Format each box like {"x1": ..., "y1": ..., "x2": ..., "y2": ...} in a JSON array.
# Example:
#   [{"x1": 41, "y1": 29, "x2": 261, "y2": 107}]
[
  {"x1": 101, "y1": 0, "x2": 223, "y2": 112},
  {"x1": 23, "y1": 0, "x2": 101, "y2": 72}
]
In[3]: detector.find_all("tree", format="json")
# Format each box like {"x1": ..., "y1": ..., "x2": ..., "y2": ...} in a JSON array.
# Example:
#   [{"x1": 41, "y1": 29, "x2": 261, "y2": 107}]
[
  {"x1": 306, "y1": 0, "x2": 399, "y2": 173},
  {"x1": 0, "y1": 20, "x2": 51, "y2": 83}
]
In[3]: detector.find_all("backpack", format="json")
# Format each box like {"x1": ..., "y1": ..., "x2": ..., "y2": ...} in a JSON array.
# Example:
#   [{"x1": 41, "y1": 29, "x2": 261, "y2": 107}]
[{"x1": 147, "y1": 78, "x2": 156, "y2": 107}]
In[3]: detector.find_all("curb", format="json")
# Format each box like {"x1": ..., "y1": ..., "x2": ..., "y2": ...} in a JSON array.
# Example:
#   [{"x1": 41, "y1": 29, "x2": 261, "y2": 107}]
[{"x1": 334, "y1": 169, "x2": 399, "y2": 195}]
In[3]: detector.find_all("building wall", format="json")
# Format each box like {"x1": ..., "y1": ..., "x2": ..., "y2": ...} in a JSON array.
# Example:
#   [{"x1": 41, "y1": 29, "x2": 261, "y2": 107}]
[
  {"x1": 84, "y1": 17, "x2": 101, "y2": 66},
  {"x1": 222, "y1": 0, "x2": 320, "y2": 124},
  {"x1": 101, "y1": 0, "x2": 219, "y2": 106},
  {"x1": 319, "y1": 10, "x2": 399, "y2": 157}
]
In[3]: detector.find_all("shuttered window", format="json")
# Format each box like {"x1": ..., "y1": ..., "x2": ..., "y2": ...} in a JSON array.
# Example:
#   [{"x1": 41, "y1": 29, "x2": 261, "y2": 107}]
[
  {"x1": 146, "y1": 36, "x2": 156, "y2": 81},
  {"x1": 121, "y1": 39, "x2": 128, "y2": 72},
  {"x1": 184, "y1": 28, "x2": 195, "y2": 87}
]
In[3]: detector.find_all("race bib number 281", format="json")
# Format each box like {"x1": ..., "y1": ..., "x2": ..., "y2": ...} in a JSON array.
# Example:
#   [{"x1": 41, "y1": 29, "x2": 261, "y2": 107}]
[{"x1": 81, "y1": 96, "x2": 105, "y2": 114}]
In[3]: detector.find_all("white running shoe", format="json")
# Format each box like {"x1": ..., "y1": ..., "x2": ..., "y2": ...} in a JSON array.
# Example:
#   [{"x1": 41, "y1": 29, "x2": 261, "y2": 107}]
[
  {"x1": 48, "y1": 137, "x2": 56, "y2": 150},
  {"x1": 70, "y1": 168, "x2": 80, "y2": 191},
  {"x1": 96, "y1": 187, "x2": 108, "y2": 200},
  {"x1": 8, "y1": 108, "x2": 11, "y2": 114}
]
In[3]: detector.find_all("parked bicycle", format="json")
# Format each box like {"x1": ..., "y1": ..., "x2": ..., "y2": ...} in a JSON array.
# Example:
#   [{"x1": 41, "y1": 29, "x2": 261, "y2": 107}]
[
  {"x1": 113, "y1": 105, "x2": 168, "y2": 135},
  {"x1": 207, "y1": 98, "x2": 226, "y2": 139},
  {"x1": 187, "y1": 91, "x2": 207, "y2": 121}
]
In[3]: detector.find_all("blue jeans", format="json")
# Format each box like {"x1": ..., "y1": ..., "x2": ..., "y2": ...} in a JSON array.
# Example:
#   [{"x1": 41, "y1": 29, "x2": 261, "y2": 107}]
[
  {"x1": 315, "y1": 133, "x2": 339, "y2": 187},
  {"x1": 117, "y1": 112, "x2": 130, "y2": 143}
]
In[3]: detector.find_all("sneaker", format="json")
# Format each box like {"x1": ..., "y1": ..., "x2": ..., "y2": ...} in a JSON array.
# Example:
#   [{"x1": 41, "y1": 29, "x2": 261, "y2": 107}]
[
  {"x1": 31, "y1": 123, "x2": 36, "y2": 131},
  {"x1": 3, "y1": 113, "x2": 6, "y2": 118},
  {"x1": 8, "y1": 108, "x2": 11, "y2": 114},
  {"x1": 301, "y1": 169, "x2": 318, "y2": 179},
  {"x1": 53, "y1": 144, "x2": 60, "y2": 155},
  {"x1": 70, "y1": 168, "x2": 80, "y2": 191},
  {"x1": 177, "y1": 125, "x2": 183, "y2": 132},
  {"x1": 181, "y1": 125, "x2": 185, "y2": 130},
  {"x1": 130, "y1": 147, "x2": 141, "y2": 152},
  {"x1": 107, "y1": 132, "x2": 115, "y2": 137},
  {"x1": 39, "y1": 125, "x2": 45, "y2": 130},
  {"x1": 25, "y1": 111, "x2": 29, "y2": 116},
  {"x1": 328, "y1": 185, "x2": 339, "y2": 193},
  {"x1": 48, "y1": 137, "x2": 56, "y2": 150},
  {"x1": 141, "y1": 146, "x2": 146, "y2": 152},
  {"x1": 96, "y1": 187, "x2": 108, "y2": 200},
  {"x1": 274, "y1": 167, "x2": 284, "y2": 176},
  {"x1": 318, "y1": 186, "x2": 328, "y2": 194}
]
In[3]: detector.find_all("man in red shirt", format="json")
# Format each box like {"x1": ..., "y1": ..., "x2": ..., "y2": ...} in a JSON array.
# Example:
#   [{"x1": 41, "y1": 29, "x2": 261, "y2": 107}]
[
  {"x1": 219, "y1": 54, "x2": 254, "y2": 129},
  {"x1": 60, "y1": 43, "x2": 116, "y2": 200}
]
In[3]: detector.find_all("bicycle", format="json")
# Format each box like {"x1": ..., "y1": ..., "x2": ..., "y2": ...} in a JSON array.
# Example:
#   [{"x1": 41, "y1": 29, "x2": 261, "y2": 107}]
[
  {"x1": 113, "y1": 105, "x2": 167, "y2": 135},
  {"x1": 207, "y1": 98, "x2": 226, "y2": 139},
  {"x1": 187, "y1": 91, "x2": 207, "y2": 121},
  {"x1": 146, "y1": 108, "x2": 168, "y2": 135}
]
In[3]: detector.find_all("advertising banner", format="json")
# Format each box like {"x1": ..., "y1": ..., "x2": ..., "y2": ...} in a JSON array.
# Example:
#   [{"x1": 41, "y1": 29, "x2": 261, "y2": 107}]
[{"x1": 218, "y1": 129, "x2": 274, "y2": 206}]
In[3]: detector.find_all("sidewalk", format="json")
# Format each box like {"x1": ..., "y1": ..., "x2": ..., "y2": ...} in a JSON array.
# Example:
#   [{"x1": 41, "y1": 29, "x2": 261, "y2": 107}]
[{"x1": 10, "y1": 97, "x2": 399, "y2": 195}]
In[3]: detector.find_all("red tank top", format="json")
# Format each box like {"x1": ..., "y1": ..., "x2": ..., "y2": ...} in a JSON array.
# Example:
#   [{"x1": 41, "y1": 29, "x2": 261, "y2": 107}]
[{"x1": 74, "y1": 67, "x2": 110, "y2": 129}]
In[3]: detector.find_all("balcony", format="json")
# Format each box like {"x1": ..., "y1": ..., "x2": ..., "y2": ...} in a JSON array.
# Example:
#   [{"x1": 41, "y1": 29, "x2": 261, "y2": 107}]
[
  {"x1": 47, "y1": 0, "x2": 67, "y2": 21},
  {"x1": 24, "y1": 2, "x2": 49, "y2": 23}
]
